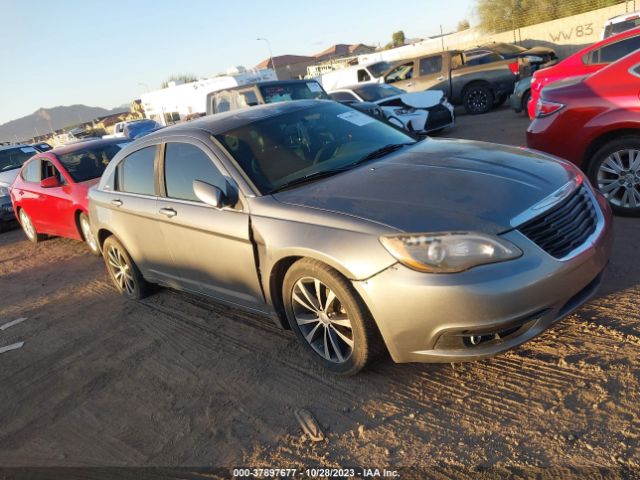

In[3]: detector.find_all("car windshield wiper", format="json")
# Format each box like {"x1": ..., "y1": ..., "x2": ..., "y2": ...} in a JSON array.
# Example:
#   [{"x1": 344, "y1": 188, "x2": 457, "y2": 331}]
[
  {"x1": 350, "y1": 142, "x2": 415, "y2": 167},
  {"x1": 269, "y1": 168, "x2": 350, "y2": 193}
]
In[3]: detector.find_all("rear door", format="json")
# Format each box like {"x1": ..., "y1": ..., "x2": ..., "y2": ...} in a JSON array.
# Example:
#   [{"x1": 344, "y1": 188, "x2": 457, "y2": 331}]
[
  {"x1": 156, "y1": 138, "x2": 264, "y2": 309},
  {"x1": 14, "y1": 158, "x2": 45, "y2": 229}
]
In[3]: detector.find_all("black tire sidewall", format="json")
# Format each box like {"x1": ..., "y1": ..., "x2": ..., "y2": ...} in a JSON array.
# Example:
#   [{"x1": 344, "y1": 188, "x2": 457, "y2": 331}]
[
  {"x1": 463, "y1": 85, "x2": 494, "y2": 115},
  {"x1": 282, "y1": 259, "x2": 377, "y2": 375},
  {"x1": 587, "y1": 136, "x2": 640, "y2": 217}
]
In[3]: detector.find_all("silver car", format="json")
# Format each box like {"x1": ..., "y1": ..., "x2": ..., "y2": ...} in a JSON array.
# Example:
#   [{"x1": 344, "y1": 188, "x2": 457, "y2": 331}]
[{"x1": 89, "y1": 100, "x2": 613, "y2": 375}]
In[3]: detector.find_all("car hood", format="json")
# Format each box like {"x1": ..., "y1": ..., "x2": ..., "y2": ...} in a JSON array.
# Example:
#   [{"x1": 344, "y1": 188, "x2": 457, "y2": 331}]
[
  {"x1": 0, "y1": 168, "x2": 19, "y2": 186},
  {"x1": 376, "y1": 90, "x2": 445, "y2": 109},
  {"x1": 272, "y1": 139, "x2": 577, "y2": 234}
]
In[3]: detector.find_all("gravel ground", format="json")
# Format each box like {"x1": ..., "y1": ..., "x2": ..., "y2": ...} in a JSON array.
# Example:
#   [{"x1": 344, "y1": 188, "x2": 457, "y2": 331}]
[{"x1": 0, "y1": 107, "x2": 638, "y2": 479}]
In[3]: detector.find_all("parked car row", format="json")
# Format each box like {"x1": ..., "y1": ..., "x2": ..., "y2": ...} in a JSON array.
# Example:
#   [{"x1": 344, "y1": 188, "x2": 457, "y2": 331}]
[{"x1": 6, "y1": 99, "x2": 614, "y2": 375}]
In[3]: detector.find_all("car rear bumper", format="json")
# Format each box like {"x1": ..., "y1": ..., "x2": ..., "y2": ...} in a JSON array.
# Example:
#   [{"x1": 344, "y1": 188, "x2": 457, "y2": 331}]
[
  {"x1": 352, "y1": 191, "x2": 613, "y2": 363},
  {"x1": 526, "y1": 115, "x2": 585, "y2": 167}
]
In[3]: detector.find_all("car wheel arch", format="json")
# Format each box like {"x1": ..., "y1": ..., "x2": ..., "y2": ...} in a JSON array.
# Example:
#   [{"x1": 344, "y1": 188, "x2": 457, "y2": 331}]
[
  {"x1": 583, "y1": 128, "x2": 640, "y2": 172},
  {"x1": 97, "y1": 228, "x2": 114, "y2": 250}
]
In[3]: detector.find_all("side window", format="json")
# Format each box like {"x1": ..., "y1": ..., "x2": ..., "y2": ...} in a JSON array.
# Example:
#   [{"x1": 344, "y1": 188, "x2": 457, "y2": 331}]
[
  {"x1": 238, "y1": 90, "x2": 259, "y2": 107},
  {"x1": 419, "y1": 55, "x2": 443, "y2": 75},
  {"x1": 164, "y1": 143, "x2": 225, "y2": 202},
  {"x1": 214, "y1": 92, "x2": 232, "y2": 113},
  {"x1": 21, "y1": 159, "x2": 41, "y2": 183},
  {"x1": 357, "y1": 69, "x2": 371, "y2": 82},
  {"x1": 330, "y1": 91, "x2": 358, "y2": 102},
  {"x1": 385, "y1": 62, "x2": 414, "y2": 83},
  {"x1": 117, "y1": 146, "x2": 156, "y2": 195},
  {"x1": 583, "y1": 35, "x2": 640, "y2": 64},
  {"x1": 42, "y1": 160, "x2": 65, "y2": 184}
]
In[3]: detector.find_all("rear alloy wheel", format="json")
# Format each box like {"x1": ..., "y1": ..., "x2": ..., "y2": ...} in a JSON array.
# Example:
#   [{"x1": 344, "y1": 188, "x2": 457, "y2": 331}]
[
  {"x1": 283, "y1": 259, "x2": 384, "y2": 375},
  {"x1": 463, "y1": 84, "x2": 494, "y2": 115},
  {"x1": 588, "y1": 136, "x2": 640, "y2": 216},
  {"x1": 102, "y1": 236, "x2": 154, "y2": 299},
  {"x1": 19, "y1": 209, "x2": 46, "y2": 243},
  {"x1": 79, "y1": 212, "x2": 99, "y2": 255}
]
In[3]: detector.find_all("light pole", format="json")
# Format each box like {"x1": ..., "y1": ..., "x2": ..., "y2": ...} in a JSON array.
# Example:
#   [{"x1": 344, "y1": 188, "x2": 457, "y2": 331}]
[{"x1": 257, "y1": 37, "x2": 277, "y2": 79}]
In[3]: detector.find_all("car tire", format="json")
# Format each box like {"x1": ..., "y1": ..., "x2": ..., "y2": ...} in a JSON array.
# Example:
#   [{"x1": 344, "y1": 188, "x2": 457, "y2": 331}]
[
  {"x1": 18, "y1": 209, "x2": 46, "y2": 243},
  {"x1": 102, "y1": 236, "x2": 154, "y2": 299},
  {"x1": 521, "y1": 90, "x2": 531, "y2": 115},
  {"x1": 587, "y1": 136, "x2": 640, "y2": 216},
  {"x1": 282, "y1": 258, "x2": 384, "y2": 375},
  {"x1": 463, "y1": 84, "x2": 494, "y2": 115},
  {"x1": 78, "y1": 212, "x2": 100, "y2": 256}
]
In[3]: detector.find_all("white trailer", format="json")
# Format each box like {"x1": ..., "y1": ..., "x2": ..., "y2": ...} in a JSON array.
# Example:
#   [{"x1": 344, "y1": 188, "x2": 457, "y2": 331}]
[{"x1": 141, "y1": 69, "x2": 277, "y2": 126}]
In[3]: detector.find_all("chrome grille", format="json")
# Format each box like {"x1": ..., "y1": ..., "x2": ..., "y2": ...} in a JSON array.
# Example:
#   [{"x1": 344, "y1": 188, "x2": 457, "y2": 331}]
[{"x1": 518, "y1": 186, "x2": 597, "y2": 259}]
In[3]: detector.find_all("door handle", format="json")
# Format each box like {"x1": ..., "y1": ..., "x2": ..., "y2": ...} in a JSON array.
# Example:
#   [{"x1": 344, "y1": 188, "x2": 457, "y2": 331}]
[
  {"x1": 111, "y1": 199, "x2": 123, "y2": 207},
  {"x1": 159, "y1": 207, "x2": 177, "y2": 218}
]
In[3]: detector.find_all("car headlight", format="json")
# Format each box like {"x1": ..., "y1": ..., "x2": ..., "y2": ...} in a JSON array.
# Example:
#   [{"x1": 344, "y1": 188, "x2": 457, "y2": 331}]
[
  {"x1": 380, "y1": 232, "x2": 522, "y2": 273},
  {"x1": 395, "y1": 107, "x2": 416, "y2": 115},
  {"x1": 0, "y1": 185, "x2": 10, "y2": 197}
]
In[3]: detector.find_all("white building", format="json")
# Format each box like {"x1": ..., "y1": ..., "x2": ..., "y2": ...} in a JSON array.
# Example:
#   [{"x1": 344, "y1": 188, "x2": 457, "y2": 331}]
[{"x1": 141, "y1": 68, "x2": 277, "y2": 125}]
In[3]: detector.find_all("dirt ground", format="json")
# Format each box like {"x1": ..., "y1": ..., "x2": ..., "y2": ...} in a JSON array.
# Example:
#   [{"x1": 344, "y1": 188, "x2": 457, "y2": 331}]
[{"x1": 0, "y1": 107, "x2": 638, "y2": 479}]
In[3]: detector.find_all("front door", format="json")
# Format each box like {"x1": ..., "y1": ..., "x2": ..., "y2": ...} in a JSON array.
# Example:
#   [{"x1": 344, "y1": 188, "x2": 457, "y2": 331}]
[
  {"x1": 37, "y1": 160, "x2": 75, "y2": 237},
  {"x1": 157, "y1": 139, "x2": 264, "y2": 309}
]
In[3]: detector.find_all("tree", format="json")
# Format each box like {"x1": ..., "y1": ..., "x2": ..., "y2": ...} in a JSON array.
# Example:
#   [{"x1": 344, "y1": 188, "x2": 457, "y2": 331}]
[
  {"x1": 476, "y1": 0, "x2": 622, "y2": 33},
  {"x1": 161, "y1": 73, "x2": 198, "y2": 88},
  {"x1": 457, "y1": 19, "x2": 471, "y2": 31},
  {"x1": 392, "y1": 30, "x2": 406, "y2": 47}
]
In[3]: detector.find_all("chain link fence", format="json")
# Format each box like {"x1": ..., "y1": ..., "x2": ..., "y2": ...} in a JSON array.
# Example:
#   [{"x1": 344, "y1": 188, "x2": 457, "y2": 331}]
[{"x1": 477, "y1": 0, "x2": 637, "y2": 33}]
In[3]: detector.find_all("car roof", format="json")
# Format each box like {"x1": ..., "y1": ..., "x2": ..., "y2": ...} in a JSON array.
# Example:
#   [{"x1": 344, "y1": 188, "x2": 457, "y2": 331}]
[
  {"x1": 143, "y1": 99, "x2": 334, "y2": 138},
  {"x1": 211, "y1": 79, "x2": 320, "y2": 94},
  {"x1": 46, "y1": 137, "x2": 131, "y2": 156}
]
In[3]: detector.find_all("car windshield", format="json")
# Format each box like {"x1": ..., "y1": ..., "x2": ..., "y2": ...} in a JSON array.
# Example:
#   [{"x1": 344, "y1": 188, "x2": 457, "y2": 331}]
[
  {"x1": 0, "y1": 146, "x2": 38, "y2": 172},
  {"x1": 58, "y1": 142, "x2": 129, "y2": 182},
  {"x1": 215, "y1": 102, "x2": 415, "y2": 194},
  {"x1": 367, "y1": 61, "x2": 394, "y2": 78},
  {"x1": 260, "y1": 82, "x2": 330, "y2": 103},
  {"x1": 353, "y1": 84, "x2": 405, "y2": 101}
]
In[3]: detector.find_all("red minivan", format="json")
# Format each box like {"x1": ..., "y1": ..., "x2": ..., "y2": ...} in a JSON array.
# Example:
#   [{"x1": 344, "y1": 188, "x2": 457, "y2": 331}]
[
  {"x1": 11, "y1": 138, "x2": 130, "y2": 252},
  {"x1": 527, "y1": 51, "x2": 640, "y2": 216},
  {"x1": 528, "y1": 26, "x2": 640, "y2": 118}
]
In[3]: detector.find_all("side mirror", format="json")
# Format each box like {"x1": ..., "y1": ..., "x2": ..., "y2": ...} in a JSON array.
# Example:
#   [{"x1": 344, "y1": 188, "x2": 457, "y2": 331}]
[
  {"x1": 193, "y1": 180, "x2": 226, "y2": 208},
  {"x1": 41, "y1": 176, "x2": 61, "y2": 188}
]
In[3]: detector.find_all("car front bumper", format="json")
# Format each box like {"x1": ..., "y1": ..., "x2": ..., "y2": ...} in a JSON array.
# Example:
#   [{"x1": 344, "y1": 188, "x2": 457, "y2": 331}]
[
  {"x1": 352, "y1": 191, "x2": 613, "y2": 363},
  {"x1": 0, "y1": 195, "x2": 15, "y2": 223}
]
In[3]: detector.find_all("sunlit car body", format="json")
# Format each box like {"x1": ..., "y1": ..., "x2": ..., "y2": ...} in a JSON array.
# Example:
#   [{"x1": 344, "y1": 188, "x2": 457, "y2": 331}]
[
  {"x1": 528, "y1": 26, "x2": 640, "y2": 118},
  {"x1": 527, "y1": 51, "x2": 640, "y2": 215},
  {"x1": 0, "y1": 144, "x2": 40, "y2": 225},
  {"x1": 329, "y1": 84, "x2": 455, "y2": 134},
  {"x1": 10, "y1": 138, "x2": 130, "y2": 251},
  {"x1": 89, "y1": 100, "x2": 612, "y2": 374}
]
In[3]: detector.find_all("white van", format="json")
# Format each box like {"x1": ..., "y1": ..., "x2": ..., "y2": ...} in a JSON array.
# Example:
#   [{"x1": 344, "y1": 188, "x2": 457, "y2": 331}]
[
  {"x1": 319, "y1": 61, "x2": 394, "y2": 92},
  {"x1": 602, "y1": 10, "x2": 640, "y2": 39}
]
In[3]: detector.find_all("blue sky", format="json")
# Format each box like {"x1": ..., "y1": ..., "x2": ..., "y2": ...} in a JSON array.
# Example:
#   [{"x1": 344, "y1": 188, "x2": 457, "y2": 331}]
[{"x1": 0, "y1": 0, "x2": 475, "y2": 124}]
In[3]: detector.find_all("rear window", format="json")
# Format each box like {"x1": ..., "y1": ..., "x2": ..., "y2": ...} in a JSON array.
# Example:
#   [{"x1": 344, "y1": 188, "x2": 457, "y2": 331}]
[
  {"x1": 259, "y1": 82, "x2": 329, "y2": 103},
  {"x1": 583, "y1": 35, "x2": 640, "y2": 64},
  {"x1": 604, "y1": 18, "x2": 640, "y2": 38},
  {"x1": 58, "y1": 143, "x2": 127, "y2": 182},
  {"x1": 0, "y1": 146, "x2": 37, "y2": 173}
]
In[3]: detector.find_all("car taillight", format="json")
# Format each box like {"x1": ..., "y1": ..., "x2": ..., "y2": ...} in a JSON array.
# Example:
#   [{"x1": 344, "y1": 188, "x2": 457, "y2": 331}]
[
  {"x1": 535, "y1": 99, "x2": 565, "y2": 118},
  {"x1": 508, "y1": 61, "x2": 519, "y2": 75}
]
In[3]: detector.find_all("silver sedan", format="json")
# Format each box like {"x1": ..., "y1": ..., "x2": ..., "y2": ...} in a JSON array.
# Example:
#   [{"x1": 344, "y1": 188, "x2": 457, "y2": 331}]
[{"x1": 89, "y1": 100, "x2": 613, "y2": 375}]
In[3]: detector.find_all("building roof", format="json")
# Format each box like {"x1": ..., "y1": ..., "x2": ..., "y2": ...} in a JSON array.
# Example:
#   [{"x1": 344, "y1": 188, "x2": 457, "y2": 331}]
[
  {"x1": 255, "y1": 54, "x2": 316, "y2": 69},
  {"x1": 313, "y1": 43, "x2": 375, "y2": 60}
]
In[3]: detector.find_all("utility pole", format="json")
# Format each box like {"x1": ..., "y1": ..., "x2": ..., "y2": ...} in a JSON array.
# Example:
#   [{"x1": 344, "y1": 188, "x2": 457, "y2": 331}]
[{"x1": 257, "y1": 37, "x2": 277, "y2": 79}]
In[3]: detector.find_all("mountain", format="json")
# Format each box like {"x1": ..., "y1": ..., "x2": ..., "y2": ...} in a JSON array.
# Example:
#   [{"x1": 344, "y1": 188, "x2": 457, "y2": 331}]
[{"x1": 0, "y1": 105, "x2": 128, "y2": 143}]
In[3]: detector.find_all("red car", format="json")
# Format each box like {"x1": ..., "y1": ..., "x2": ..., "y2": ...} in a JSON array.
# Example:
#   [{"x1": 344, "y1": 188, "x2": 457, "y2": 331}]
[
  {"x1": 527, "y1": 51, "x2": 640, "y2": 215},
  {"x1": 528, "y1": 26, "x2": 640, "y2": 118},
  {"x1": 10, "y1": 138, "x2": 130, "y2": 251}
]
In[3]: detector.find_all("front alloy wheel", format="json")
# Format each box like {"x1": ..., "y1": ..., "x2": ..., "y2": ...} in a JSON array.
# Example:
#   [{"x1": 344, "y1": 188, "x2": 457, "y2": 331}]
[{"x1": 283, "y1": 258, "x2": 384, "y2": 375}]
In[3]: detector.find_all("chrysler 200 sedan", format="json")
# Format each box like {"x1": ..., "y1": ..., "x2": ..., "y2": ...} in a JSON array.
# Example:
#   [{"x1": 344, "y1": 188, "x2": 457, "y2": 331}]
[{"x1": 89, "y1": 100, "x2": 613, "y2": 375}]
